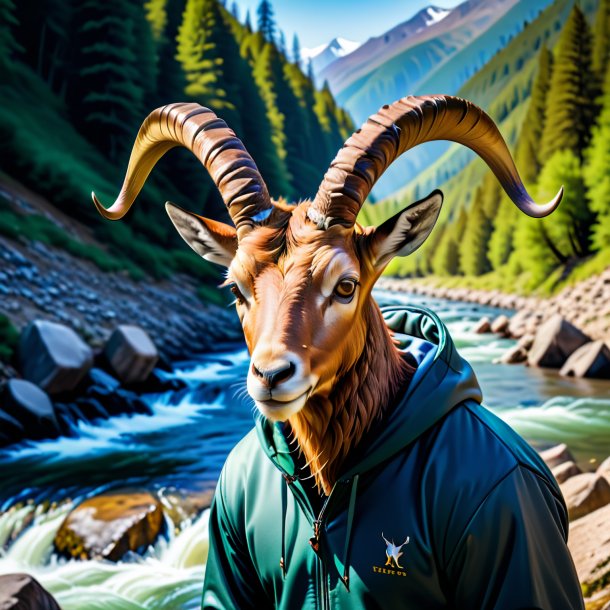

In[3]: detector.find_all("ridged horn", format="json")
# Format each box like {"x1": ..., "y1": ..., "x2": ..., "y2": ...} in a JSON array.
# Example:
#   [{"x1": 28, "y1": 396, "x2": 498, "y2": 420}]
[
  {"x1": 309, "y1": 95, "x2": 563, "y2": 228},
  {"x1": 92, "y1": 103, "x2": 272, "y2": 235}
]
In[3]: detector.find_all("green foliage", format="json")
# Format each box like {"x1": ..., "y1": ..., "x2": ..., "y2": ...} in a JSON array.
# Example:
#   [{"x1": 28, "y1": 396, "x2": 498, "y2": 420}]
[
  {"x1": 0, "y1": 0, "x2": 22, "y2": 72},
  {"x1": 592, "y1": 0, "x2": 610, "y2": 78},
  {"x1": 537, "y1": 149, "x2": 591, "y2": 259},
  {"x1": 0, "y1": 314, "x2": 19, "y2": 362},
  {"x1": 431, "y1": 209, "x2": 467, "y2": 277},
  {"x1": 584, "y1": 64, "x2": 610, "y2": 251},
  {"x1": 540, "y1": 5, "x2": 598, "y2": 162},
  {"x1": 514, "y1": 45, "x2": 553, "y2": 185},
  {"x1": 458, "y1": 188, "x2": 493, "y2": 276}
]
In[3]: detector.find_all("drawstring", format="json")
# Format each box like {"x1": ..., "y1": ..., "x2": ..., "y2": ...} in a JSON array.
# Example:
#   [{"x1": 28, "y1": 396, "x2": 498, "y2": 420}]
[
  {"x1": 280, "y1": 473, "x2": 296, "y2": 577},
  {"x1": 340, "y1": 474, "x2": 359, "y2": 591}
]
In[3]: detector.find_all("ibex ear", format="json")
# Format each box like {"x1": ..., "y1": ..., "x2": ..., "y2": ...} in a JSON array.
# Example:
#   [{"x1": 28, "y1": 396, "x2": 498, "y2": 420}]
[
  {"x1": 165, "y1": 202, "x2": 238, "y2": 267},
  {"x1": 366, "y1": 190, "x2": 443, "y2": 270}
]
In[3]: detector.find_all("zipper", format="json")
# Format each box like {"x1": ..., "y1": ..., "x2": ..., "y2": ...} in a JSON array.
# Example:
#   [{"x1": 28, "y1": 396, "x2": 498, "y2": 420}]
[
  {"x1": 278, "y1": 466, "x2": 336, "y2": 610},
  {"x1": 309, "y1": 494, "x2": 333, "y2": 610}
]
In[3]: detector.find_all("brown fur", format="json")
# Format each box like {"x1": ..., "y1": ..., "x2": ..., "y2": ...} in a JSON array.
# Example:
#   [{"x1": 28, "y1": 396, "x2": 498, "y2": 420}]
[{"x1": 288, "y1": 301, "x2": 414, "y2": 495}]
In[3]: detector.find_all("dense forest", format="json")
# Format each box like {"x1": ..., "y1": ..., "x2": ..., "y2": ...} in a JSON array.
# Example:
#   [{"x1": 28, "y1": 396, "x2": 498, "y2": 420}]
[
  {"x1": 379, "y1": 0, "x2": 610, "y2": 295},
  {"x1": 0, "y1": 0, "x2": 352, "y2": 290}
]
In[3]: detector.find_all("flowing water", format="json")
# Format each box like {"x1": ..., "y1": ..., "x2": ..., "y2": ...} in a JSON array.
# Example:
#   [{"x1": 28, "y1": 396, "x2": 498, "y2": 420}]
[{"x1": 0, "y1": 290, "x2": 609, "y2": 608}]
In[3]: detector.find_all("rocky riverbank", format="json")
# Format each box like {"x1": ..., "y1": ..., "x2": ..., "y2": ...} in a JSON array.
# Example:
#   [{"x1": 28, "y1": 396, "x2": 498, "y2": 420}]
[{"x1": 379, "y1": 270, "x2": 610, "y2": 379}]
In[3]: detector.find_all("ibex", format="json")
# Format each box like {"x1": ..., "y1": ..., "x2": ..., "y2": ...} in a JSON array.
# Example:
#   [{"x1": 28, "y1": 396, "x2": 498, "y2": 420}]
[{"x1": 93, "y1": 95, "x2": 583, "y2": 610}]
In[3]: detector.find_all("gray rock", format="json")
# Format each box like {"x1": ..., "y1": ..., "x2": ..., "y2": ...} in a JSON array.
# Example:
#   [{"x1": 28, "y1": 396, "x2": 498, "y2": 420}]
[
  {"x1": 19, "y1": 320, "x2": 93, "y2": 394},
  {"x1": 539, "y1": 443, "x2": 574, "y2": 469},
  {"x1": 2, "y1": 379, "x2": 59, "y2": 440},
  {"x1": 551, "y1": 460, "x2": 581, "y2": 484},
  {"x1": 498, "y1": 345, "x2": 527, "y2": 364},
  {"x1": 0, "y1": 573, "x2": 61, "y2": 609},
  {"x1": 560, "y1": 473, "x2": 610, "y2": 521},
  {"x1": 473, "y1": 317, "x2": 491, "y2": 333},
  {"x1": 559, "y1": 340, "x2": 610, "y2": 379},
  {"x1": 490, "y1": 314, "x2": 510, "y2": 335},
  {"x1": 527, "y1": 314, "x2": 590, "y2": 369},
  {"x1": 104, "y1": 325, "x2": 159, "y2": 384}
]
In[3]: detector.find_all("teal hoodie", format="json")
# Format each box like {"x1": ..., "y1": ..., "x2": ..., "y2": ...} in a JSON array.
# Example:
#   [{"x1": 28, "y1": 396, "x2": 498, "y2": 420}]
[{"x1": 202, "y1": 305, "x2": 584, "y2": 609}]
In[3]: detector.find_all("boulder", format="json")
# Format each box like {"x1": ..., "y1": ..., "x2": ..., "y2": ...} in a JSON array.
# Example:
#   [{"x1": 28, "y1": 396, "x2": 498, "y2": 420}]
[
  {"x1": 55, "y1": 490, "x2": 164, "y2": 561},
  {"x1": 473, "y1": 317, "x2": 491, "y2": 334},
  {"x1": 104, "y1": 325, "x2": 158, "y2": 384},
  {"x1": 507, "y1": 309, "x2": 531, "y2": 338},
  {"x1": 1, "y1": 379, "x2": 59, "y2": 441},
  {"x1": 491, "y1": 314, "x2": 510, "y2": 335},
  {"x1": 559, "y1": 340, "x2": 610, "y2": 379},
  {"x1": 540, "y1": 443, "x2": 575, "y2": 469},
  {"x1": 560, "y1": 473, "x2": 610, "y2": 521},
  {"x1": 498, "y1": 345, "x2": 527, "y2": 364},
  {"x1": 18, "y1": 320, "x2": 93, "y2": 394},
  {"x1": 568, "y1": 505, "x2": 610, "y2": 601},
  {"x1": 517, "y1": 333, "x2": 535, "y2": 350},
  {"x1": 598, "y1": 457, "x2": 610, "y2": 483},
  {"x1": 527, "y1": 314, "x2": 590, "y2": 369},
  {"x1": 0, "y1": 573, "x2": 61, "y2": 609},
  {"x1": 0, "y1": 408, "x2": 25, "y2": 447},
  {"x1": 552, "y1": 460, "x2": 581, "y2": 484},
  {"x1": 86, "y1": 367, "x2": 120, "y2": 391}
]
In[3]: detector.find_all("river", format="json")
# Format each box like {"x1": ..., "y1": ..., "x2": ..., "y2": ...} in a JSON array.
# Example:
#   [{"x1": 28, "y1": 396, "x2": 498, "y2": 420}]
[{"x1": 0, "y1": 289, "x2": 609, "y2": 609}]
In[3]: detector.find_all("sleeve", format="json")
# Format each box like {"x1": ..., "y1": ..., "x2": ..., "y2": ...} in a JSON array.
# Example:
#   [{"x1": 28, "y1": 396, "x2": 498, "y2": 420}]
[
  {"x1": 444, "y1": 465, "x2": 585, "y2": 610},
  {"x1": 202, "y1": 471, "x2": 272, "y2": 610}
]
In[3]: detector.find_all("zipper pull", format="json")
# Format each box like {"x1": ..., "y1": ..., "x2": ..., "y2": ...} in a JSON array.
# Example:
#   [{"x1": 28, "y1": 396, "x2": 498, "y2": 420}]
[{"x1": 309, "y1": 519, "x2": 321, "y2": 555}]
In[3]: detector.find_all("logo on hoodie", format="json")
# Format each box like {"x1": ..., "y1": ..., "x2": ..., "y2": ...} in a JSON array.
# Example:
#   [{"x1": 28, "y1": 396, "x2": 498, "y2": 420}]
[{"x1": 372, "y1": 533, "x2": 409, "y2": 576}]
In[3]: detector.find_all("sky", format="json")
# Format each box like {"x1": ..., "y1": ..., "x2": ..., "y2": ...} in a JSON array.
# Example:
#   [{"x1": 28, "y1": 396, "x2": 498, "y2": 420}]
[{"x1": 234, "y1": 0, "x2": 464, "y2": 50}]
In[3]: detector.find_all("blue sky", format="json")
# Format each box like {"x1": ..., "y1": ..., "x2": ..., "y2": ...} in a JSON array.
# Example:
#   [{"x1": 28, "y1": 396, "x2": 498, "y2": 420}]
[{"x1": 234, "y1": 0, "x2": 464, "y2": 49}]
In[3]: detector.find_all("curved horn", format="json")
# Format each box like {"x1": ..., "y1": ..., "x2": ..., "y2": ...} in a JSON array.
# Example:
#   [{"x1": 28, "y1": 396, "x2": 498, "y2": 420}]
[
  {"x1": 309, "y1": 95, "x2": 562, "y2": 228},
  {"x1": 92, "y1": 103, "x2": 272, "y2": 236}
]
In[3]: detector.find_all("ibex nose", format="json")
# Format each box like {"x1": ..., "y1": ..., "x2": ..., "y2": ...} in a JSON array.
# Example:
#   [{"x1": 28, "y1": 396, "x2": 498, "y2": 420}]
[{"x1": 252, "y1": 360, "x2": 296, "y2": 389}]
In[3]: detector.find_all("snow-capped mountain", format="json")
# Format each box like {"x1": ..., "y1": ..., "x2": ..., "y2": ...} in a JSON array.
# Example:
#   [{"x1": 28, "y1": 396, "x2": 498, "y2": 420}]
[{"x1": 302, "y1": 37, "x2": 361, "y2": 76}]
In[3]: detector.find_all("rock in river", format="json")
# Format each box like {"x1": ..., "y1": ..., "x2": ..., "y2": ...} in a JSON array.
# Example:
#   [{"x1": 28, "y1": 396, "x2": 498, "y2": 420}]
[
  {"x1": 560, "y1": 473, "x2": 610, "y2": 521},
  {"x1": 1, "y1": 379, "x2": 59, "y2": 442},
  {"x1": 104, "y1": 325, "x2": 159, "y2": 384},
  {"x1": 18, "y1": 320, "x2": 93, "y2": 394},
  {"x1": 54, "y1": 490, "x2": 164, "y2": 561},
  {"x1": 527, "y1": 314, "x2": 590, "y2": 369},
  {"x1": 559, "y1": 340, "x2": 610, "y2": 379},
  {"x1": 0, "y1": 573, "x2": 61, "y2": 609}
]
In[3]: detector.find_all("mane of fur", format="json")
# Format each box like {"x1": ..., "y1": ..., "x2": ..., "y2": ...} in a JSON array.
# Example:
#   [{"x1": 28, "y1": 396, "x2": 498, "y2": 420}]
[{"x1": 287, "y1": 301, "x2": 414, "y2": 495}]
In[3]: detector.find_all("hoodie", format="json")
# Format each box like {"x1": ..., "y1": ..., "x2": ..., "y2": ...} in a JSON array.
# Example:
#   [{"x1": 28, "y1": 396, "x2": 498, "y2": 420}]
[{"x1": 202, "y1": 305, "x2": 584, "y2": 610}]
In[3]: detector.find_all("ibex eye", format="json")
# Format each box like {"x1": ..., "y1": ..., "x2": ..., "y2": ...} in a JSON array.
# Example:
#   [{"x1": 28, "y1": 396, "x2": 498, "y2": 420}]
[
  {"x1": 333, "y1": 278, "x2": 358, "y2": 302},
  {"x1": 230, "y1": 284, "x2": 246, "y2": 305}
]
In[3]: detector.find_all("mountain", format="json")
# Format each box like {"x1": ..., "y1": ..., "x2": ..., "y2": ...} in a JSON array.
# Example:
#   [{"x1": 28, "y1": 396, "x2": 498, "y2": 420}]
[
  {"x1": 302, "y1": 37, "x2": 361, "y2": 76},
  {"x1": 325, "y1": 0, "x2": 556, "y2": 198}
]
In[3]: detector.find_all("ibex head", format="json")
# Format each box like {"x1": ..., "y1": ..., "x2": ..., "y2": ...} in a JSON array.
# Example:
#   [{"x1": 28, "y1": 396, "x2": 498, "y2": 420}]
[{"x1": 93, "y1": 97, "x2": 561, "y2": 490}]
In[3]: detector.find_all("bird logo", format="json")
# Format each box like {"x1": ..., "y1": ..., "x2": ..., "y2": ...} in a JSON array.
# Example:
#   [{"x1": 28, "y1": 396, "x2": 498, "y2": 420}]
[{"x1": 382, "y1": 533, "x2": 410, "y2": 569}]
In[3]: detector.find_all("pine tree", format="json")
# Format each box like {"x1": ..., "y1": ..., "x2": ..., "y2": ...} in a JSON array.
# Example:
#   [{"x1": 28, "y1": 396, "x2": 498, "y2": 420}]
[
  {"x1": 0, "y1": 0, "x2": 22, "y2": 72},
  {"x1": 584, "y1": 63, "x2": 610, "y2": 251},
  {"x1": 278, "y1": 30, "x2": 287, "y2": 56},
  {"x1": 144, "y1": 0, "x2": 167, "y2": 41},
  {"x1": 307, "y1": 57, "x2": 315, "y2": 86},
  {"x1": 244, "y1": 9, "x2": 252, "y2": 32},
  {"x1": 230, "y1": 1, "x2": 239, "y2": 20},
  {"x1": 540, "y1": 6, "x2": 597, "y2": 162},
  {"x1": 514, "y1": 45, "x2": 553, "y2": 185},
  {"x1": 292, "y1": 33, "x2": 301, "y2": 67},
  {"x1": 459, "y1": 188, "x2": 493, "y2": 276},
  {"x1": 14, "y1": 0, "x2": 71, "y2": 92},
  {"x1": 176, "y1": 0, "x2": 229, "y2": 108},
  {"x1": 431, "y1": 210, "x2": 467, "y2": 276},
  {"x1": 592, "y1": 0, "x2": 610, "y2": 79},
  {"x1": 257, "y1": 0, "x2": 275, "y2": 42},
  {"x1": 69, "y1": 0, "x2": 146, "y2": 162}
]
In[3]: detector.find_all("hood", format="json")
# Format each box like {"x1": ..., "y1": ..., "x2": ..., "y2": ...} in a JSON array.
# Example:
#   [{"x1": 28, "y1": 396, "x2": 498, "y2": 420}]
[{"x1": 255, "y1": 304, "x2": 482, "y2": 481}]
